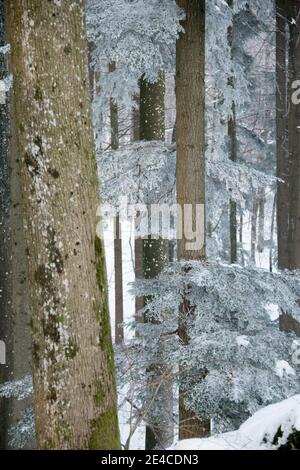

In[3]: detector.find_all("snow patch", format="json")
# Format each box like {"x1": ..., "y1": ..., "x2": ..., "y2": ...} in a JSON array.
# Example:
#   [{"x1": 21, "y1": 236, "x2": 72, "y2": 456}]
[
  {"x1": 171, "y1": 395, "x2": 300, "y2": 450},
  {"x1": 236, "y1": 335, "x2": 250, "y2": 347},
  {"x1": 275, "y1": 360, "x2": 296, "y2": 379}
]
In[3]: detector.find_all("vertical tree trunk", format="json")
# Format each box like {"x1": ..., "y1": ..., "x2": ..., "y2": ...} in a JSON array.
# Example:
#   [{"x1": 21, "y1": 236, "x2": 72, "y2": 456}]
[
  {"x1": 276, "y1": 0, "x2": 300, "y2": 335},
  {"x1": 227, "y1": 0, "x2": 237, "y2": 264},
  {"x1": 0, "y1": 0, "x2": 32, "y2": 449},
  {"x1": 257, "y1": 189, "x2": 265, "y2": 253},
  {"x1": 250, "y1": 197, "x2": 259, "y2": 265},
  {"x1": 269, "y1": 194, "x2": 276, "y2": 273},
  {"x1": 276, "y1": 0, "x2": 290, "y2": 269},
  {"x1": 109, "y1": 63, "x2": 124, "y2": 345},
  {"x1": 8, "y1": 0, "x2": 120, "y2": 449},
  {"x1": 140, "y1": 73, "x2": 173, "y2": 449},
  {"x1": 132, "y1": 92, "x2": 144, "y2": 322},
  {"x1": 239, "y1": 209, "x2": 245, "y2": 267},
  {"x1": 176, "y1": 0, "x2": 209, "y2": 439}
]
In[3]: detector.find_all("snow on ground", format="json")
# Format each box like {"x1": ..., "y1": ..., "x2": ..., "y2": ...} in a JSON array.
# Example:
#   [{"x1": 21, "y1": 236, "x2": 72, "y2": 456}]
[{"x1": 171, "y1": 395, "x2": 300, "y2": 450}]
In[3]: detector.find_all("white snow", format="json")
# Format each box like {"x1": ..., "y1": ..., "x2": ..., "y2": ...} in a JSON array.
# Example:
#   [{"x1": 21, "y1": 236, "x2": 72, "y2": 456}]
[
  {"x1": 236, "y1": 335, "x2": 250, "y2": 347},
  {"x1": 275, "y1": 360, "x2": 296, "y2": 379},
  {"x1": 170, "y1": 395, "x2": 300, "y2": 450},
  {"x1": 265, "y1": 303, "x2": 280, "y2": 321},
  {"x1": 0, "y1": 44, "x2": 11, "y2": 55}
]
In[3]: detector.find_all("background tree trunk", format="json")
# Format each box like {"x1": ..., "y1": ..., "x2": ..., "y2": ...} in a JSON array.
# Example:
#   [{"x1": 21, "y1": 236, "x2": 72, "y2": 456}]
[
  {"x1": 8, "y1": 0, "x2": 120, "y2": 449},
  {"x1": 140, "y1": 73, "x2": 173, "y2": 449},
  {"x1": 132, "y1": 92, "x2": 144, "y2": 323},
  {"x1": 109, "y1": 62, "x2": 124, "y2": 345},
  {"x1": 257, "y1": 189, "x2": 265, "y2": 254},
  {"x1": 227, "y1": 0, "x2": 237, "y2": 264},
  {"x1": 176, "y1": 0, "x2": 209, "y2": 439},
  {"x1": 250, "y1": 197, "x2": 259, "y2": 265}
]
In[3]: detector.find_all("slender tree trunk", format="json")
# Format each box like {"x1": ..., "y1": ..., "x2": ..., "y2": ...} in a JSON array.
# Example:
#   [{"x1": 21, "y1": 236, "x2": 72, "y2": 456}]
[
  {"x1": 140, "y1": 73, "x2": 173, "y2": 449},
  {"x1": 114, "y1": 214, "x2": 123, "y2": 344},
  {"x1": 229, "y1": 105, "x2": 237, "y2": 264},
  {"x1": 269, "y1": 194, "x2": 276, "y2": 273},
  {"x1": 276, "y1": 0, "x2": 300, "y2": 335},
  {"x1": 239, "y1": 209, "x2": 245, "y2": 267},
  {"x1": 250, "y1": 197, "x2": 259, "y2": 265},
  {"x1": 227, "y1": 0, "x2": 237, "y2": 264},
  {"x1": 176, "y1": 0, "x2": 209, "y2": 439},
  {"x1": 109, "y1": 63, "x2": 124, "y2": 345},
  {"x1": 257, "y1": 189, "x2": 265, "y2": 253},
  {"x1": 0, "y1": 0, "x2": 32, "y2": 449},
  {"x1": 8, "y1": 0, "x2": 120, "y2": 449},
  {"x1": 132, "y1": 92, "x2": 144, "y2": 322}
]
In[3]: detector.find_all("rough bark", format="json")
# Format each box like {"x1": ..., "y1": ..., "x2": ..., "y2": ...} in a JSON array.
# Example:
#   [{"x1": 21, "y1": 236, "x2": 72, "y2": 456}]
[
  {"x1": 0, "y1": 0, "x2": 32, "y2": 449},
  {"x1": 227, "y1": 0, "x2": 237, "y2": 264},
  {"x1": 140, "y1": 73, "x2": 173, "y2": 449},
  {"x1": 8, "y1": 0, "x2": 120, "y2": 449},
  {"x1": 276, "y1": 0, "x2": 290, "y2": 270},
  {"x1": 276, "y1": 0, "x2": 300, "y2": 336},
  {"x1": 109, "y1": 63, "x2": 124, "y2": 345},
  {"x1": 176, "y1": 0, "x2": 209, "y2": 439}
]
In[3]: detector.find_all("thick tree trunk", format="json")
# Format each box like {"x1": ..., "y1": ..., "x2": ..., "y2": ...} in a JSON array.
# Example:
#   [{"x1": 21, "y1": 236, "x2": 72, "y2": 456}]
[
  {"x1": 140, "y1": 73, "x2": 173, "y2": 449},
  {"x1": 109, "y1": 63, "x2": 124, "y2": 345},
  {"x1": 176, "y1": 0, "x2": 209, "y2": 439},
  {"x1": 276, "y1": 0, "x2": 291, "y2": 269},
  {"x1": 0, "y1": 0, "x2": 32, "y2": 449},
  {"x1": 276, "y1": 0, "x2": 300, "y2": 335},
  {"x1": 8, "y1": 0, "x2": 120, "y2": 449}
]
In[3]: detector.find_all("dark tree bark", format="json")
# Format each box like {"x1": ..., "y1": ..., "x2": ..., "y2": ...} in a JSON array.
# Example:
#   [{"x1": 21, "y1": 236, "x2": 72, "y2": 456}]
[
  {"x1": 277, "y1": 0, "x2": 300, "y2": 270},
  {"x1": 227, "y1": 0, "x2": 238, "y2": 264},
  {"x1": 276, "y1": 0, "x2": 300, "y2": 335},
  {"x1": 140, "y1": 73, "x2": 173, "y2": 449},
  {"x1": 109, "y1": 63, "x2": 124, "y2": 345},
  {"x1": 176, "y1": 0, "x2": 209, "y2": 440}
]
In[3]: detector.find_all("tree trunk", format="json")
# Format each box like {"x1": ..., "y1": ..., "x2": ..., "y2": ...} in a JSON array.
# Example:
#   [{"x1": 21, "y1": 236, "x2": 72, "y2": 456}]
[
  {"x1": 250, "y1": 197, "x2": 259, "y2": 265},
  {"x1": 269, "y1": 194, "x2": 276, "y2": 273},
  {"x1": 0, "y1": 0, "x2": 32, "y2": 449},
  {"x1": 276, "y1": 0, "x2": 300, "y2": 335},
  {"x1": 257, "y1": 189, "x2": 265, "y2": 253},
  {"x1": 176, "y1": 0, "x2": 209, "y2": 439},
  {"x1": 227, "y1": 0, "x2": 237, "y2": 265},
  {"x1": 239, "y1": 209, "x2": 245, "y2": 267},
  {"x1": 109, "y1": 63, "x2": 124, "y2": 345},
  {"x1": 132, "y1": 92, "x2": 144, "y2": 322},
  {"x1": 8, "y1": 0, "x2": 120, "y2": 449},
  {"x1": 140, "y1": 73, "x2": 173, "y2": 449}
]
